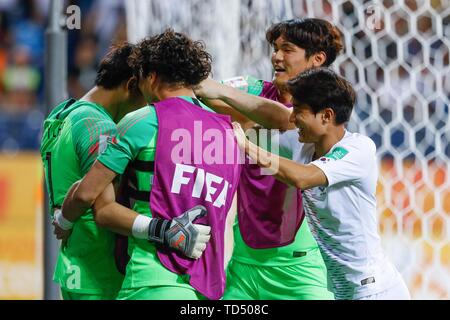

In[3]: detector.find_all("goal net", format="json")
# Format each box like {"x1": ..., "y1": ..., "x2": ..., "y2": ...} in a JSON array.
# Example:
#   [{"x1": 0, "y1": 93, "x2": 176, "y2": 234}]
[{"x1": 125, "y1": 0, "x2": 450, "y2": 299}]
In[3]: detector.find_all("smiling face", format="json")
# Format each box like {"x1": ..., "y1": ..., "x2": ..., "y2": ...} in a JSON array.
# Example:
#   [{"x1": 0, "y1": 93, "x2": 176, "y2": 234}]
[
  {"x1": 271, "y1": 36, "x2": 316, "y2": 89},
  {"x1": 289, "y1": 101, "x2": 326, "y2": 143}
]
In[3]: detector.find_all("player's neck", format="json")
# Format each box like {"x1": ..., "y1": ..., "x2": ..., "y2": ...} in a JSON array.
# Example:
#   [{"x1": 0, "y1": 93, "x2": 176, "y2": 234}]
[
  {"x1": 152, "y1": 83, "x2": 195, "y2": 101},
  {"x1": 313, "y1": 126, "x2": 346, "y2": 159},
  {"x1": 81, "y1": 86, "x2": 122, "y2": 121}
]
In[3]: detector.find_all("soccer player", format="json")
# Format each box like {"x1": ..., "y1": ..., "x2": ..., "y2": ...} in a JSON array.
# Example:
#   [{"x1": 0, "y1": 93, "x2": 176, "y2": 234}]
[
  {"x1": 60, "y1": 29, "x2": 241, "y2": 300},
  {"x1": 232, "y1": 68, "x2": 411, "y2": 300},
  {"x1": 196, "y1": 18, "x2": 340, "y2": 300},
  {"x1": 44, "y1": 42, "x2": 209, "y2": 300},
  {"x1": 40, "y1": 43, "x2": 147, "y2": 300}
]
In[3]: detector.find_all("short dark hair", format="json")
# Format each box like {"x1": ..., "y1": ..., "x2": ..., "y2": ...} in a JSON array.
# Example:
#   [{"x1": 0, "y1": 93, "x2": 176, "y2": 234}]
[
  {"x1": 266, "y1": 18, "x2": 343, "y2": 66},
  {"x1": 95, "y1": 42, "x2": 135, "y2": 89},
  {"x1": 287, "y1": 68, "x2": 356, "y2": 125},
  {"x1": 129, "y1": 29, "x2": 212, "y2": 87}
]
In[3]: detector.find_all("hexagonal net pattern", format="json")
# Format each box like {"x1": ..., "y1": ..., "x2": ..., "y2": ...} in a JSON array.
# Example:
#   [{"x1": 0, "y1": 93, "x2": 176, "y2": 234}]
[{"x1": 126, "y1": 0, "x2": 450, "y2": 299}]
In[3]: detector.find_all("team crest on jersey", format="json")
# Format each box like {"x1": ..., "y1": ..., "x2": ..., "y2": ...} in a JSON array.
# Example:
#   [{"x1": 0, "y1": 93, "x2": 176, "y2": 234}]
[
  {"x1": 324, "y1": 146, "x2": 349, "y2": 161},
  {"x1": 222, "y1": 76, "x2": 248, "y2": 91},
  {"x1": 98, "y1": 135, "x2": 109, "y2": 154},
  {"x1": 94, "y1": 135, "x2": 116, "y2": 155}
]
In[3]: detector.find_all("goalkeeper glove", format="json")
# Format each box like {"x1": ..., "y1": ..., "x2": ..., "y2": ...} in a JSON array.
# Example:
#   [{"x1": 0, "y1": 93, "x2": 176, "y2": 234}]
[{"x1": 148, "y1": 205, "x2": 211, "y2": 259}]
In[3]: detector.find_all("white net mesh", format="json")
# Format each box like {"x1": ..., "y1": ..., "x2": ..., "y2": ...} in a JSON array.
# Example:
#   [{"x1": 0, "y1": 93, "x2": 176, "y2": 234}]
[{"x1": 125, "y1": 0, "x2": 450, "y2": 299}]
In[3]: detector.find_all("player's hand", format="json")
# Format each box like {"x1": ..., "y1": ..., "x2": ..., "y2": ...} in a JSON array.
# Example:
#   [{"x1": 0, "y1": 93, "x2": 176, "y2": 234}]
[
  {"x1": 52, "y1": 209, "x2": 74, "y2": 243},
  {"x1": 232, "y1": 122, "x2": 249, "y2": 151},
  {"x1": 52, "y1": 220, "x2": 72, "y2": 242},
  {"x1": 193, "y1": 78, "x2": 225, "y2": 100},
  {"x1": 148, "y1": 206, "x2": 211, "y2": 259}
]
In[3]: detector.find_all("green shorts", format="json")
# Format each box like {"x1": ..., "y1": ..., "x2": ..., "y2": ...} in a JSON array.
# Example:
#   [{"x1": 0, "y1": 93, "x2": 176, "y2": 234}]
[
  {"x1": 224, "y1": 248, "x2": 334, "y2": 300},
  {"x1": 116, "y1": 286, "x2": 206, "y2": 300},
  {"x1": 61, "y1": 289, "x2": 117, "y2": 300}
]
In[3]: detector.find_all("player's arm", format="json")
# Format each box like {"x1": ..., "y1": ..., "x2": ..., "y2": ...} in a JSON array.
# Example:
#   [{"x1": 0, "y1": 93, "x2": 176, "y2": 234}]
[
  {"x1": 53, "y1": 161, "x2": 117, "y2": 238},
  {"x1": 92, "y1": 182, "x2": 211, "y2": 260},
  {"x1": 92, "y1": 182, "x2": 140, "y2": 235},
  {"x1": 61, "y1": 160, "x2": 118, "y2": 223},
  {"x1": 52, "y1": 184, "x2": 77, "y2": 241},
  {"x1": 195, "y1": 78, "x2": 295, "y2": 130},
  {"x1": 233, "y1": 122, "x2": 327, "y2": 190},
  {"x1": 200, "y1": 98, "x2": 255, "y2": 130}
]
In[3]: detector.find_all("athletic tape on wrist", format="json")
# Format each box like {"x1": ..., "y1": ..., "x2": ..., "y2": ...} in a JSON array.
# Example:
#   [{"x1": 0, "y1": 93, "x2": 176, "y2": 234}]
[
  {"x1": 131, "y1": 215, "x2": 152, "y2": 239},
  {"x1": 54, "y1": 209, "x2": 74, "y2": 230}
]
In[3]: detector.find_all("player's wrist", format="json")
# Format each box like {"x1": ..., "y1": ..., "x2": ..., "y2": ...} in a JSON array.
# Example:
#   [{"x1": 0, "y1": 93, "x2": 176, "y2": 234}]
[
  {"x1": 147, "y1": 217, "x2": 171, "y2": 245},
  {"x1": 54, "y1": 209, "x2": 74, "y2": 230},
  {"x1": 131, "y1": 214, "x2": 152, "y2": 239}
]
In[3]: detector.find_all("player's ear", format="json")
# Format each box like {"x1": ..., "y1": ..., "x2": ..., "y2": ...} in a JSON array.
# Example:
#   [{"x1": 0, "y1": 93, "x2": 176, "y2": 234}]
[
  {"x1": 126, "y1": 76, "x2": 138, "y2": 93},
  {"x1": 322, "y1": 107, "x2": 334, "y2": 124},
  {"x1": 148, "y1": 72, "x2": 158, "y2": 86},
  {"x1": 312, "y1": 51, "x2": 327, "y2": 68}
]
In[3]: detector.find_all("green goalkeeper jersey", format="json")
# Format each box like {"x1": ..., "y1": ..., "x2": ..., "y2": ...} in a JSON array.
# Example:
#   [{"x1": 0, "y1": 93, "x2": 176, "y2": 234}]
[
  {"x1": 41, "y1": 99, "x2": 124, "y2": 295},
  {"x1": 224, "y1": 76, "x2": 321, "y2": 266},
  {"x1": 97, "y1": 97, "x2": 215, "y2": 290}
]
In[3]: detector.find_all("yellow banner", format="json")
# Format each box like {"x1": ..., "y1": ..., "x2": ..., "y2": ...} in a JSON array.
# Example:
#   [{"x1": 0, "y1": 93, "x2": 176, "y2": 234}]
[{"x1": 0, "y1": 152, "x2": 43, "y2": 300}]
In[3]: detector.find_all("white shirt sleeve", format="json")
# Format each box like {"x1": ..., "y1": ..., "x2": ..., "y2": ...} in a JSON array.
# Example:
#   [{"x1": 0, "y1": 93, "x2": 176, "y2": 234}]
[{"x1": 311, "y1": 135, "x2": 377, "y2": 187}]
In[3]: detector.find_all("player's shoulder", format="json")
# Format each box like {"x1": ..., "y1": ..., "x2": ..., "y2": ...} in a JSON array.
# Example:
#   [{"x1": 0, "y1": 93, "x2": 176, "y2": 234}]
[
  {"x1": 68, "y1": 101, "x2": 112, "y2": 122},
  {"x1": 65, "y1": 102, "x2": 116, "y2": 141},
  {"x1": 342, "y1": 131, "x2": 376, "y2": 154},
  {"x1": 297, "y1": 141, "x2": 315, "y2": 163},
  {"x1": 119, "y1": 105, "x2": 155, "y2": 125},
  {"x1": 243, "y1": 75, "x2": 268, "y2": 87},
  {"x1": 117, "y1": 105, "x2": 157, "y2": 135},
  {"x1": 221, "y1": 75, "x2": 266, "y2": 96}
]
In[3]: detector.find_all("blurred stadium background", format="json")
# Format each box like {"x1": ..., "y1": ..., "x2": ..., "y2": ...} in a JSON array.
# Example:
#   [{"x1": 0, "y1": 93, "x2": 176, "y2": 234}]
[{"x1": 0, "y1": 0, "x2": 448, "y2": 299}]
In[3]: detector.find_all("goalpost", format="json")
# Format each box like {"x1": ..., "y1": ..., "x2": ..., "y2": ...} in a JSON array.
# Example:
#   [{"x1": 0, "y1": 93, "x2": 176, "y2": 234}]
[{"x1": 125, "y1": 0, "x2": 450, "y2": 299}]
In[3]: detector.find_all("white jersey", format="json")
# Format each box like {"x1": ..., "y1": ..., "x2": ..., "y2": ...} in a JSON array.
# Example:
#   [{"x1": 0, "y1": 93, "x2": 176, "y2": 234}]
[{"x1": 279, "y1": 129, "x2": 401, "y2": 299}]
